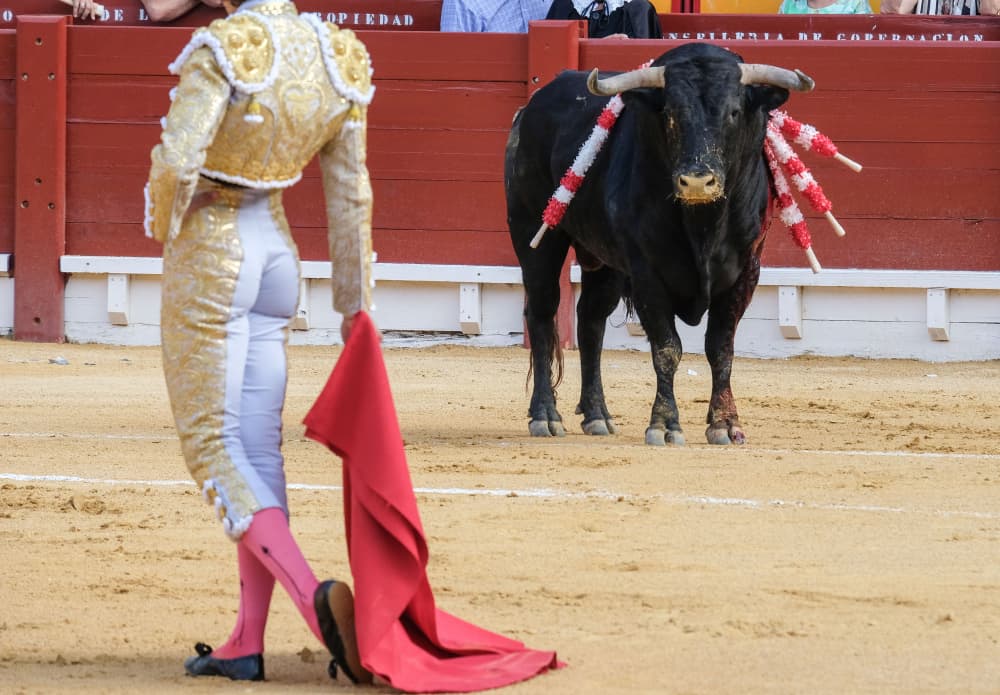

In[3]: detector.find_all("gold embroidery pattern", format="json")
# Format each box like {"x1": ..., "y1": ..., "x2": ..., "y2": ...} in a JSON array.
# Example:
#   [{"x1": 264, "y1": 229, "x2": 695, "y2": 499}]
[
  {"x1": 160, "y1": 185, "x2": 260, "y2": 532},
  {"x1": 201, "y1": 12, "x2": 345, "y2": 186},
  {"x1": 321, "y1": 114, "x2": 373, "y2": 316},
  {"x1": 147, "y1": 48, "x2": 231, "y2": 242}
]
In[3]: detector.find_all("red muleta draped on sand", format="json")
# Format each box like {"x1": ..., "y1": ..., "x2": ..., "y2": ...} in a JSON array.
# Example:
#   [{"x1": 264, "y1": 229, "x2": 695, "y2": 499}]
[{"x1": 303, "y1": 311, "x2": 561, "y2": 693}]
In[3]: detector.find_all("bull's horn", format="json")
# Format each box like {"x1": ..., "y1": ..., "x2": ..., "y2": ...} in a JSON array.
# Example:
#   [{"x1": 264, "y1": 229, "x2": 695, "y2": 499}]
[
  {"x1": 586, "y1": 65, "x2": 666, "y2": 97},
  {"x1": 739, "y1": 64, "x2": 815, "y2": 92}
]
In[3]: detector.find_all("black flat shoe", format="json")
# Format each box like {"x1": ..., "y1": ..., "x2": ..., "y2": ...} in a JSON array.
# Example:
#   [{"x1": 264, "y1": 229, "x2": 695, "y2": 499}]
[
  {"x1": 184, "y1": 642, "x2": 264, "y2": 681},
  {"x1": 314, "y1": 580, "x2": 373, "y2": 685}
]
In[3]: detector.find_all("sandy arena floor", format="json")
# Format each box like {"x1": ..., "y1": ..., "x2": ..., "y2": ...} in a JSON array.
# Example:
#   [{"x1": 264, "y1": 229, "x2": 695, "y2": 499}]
[{"x1": 1, "y1": 337, "x2": 999, "y2": 694}]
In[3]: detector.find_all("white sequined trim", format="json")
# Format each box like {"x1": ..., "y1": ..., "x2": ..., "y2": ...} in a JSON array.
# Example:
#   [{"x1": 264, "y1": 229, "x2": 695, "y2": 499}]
[
  {"x1": 142, "y1": 183, "x2": 154, "y2": 238},
  {"x1": 199, "y1": 167, "x2": 302, "y2": 189},
  {"x1": 301, "y1": 13, "x2": 375, "y2": 106},
  {"x1": 168, "y1": 17, "x2": 280, "y2": 95},
  {"x1": 225, "y1": 514, "x2": 254, "y2": 540}
]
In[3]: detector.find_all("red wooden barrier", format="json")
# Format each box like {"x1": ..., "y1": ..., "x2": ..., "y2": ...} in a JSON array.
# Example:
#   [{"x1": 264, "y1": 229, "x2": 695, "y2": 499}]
[
  {"x1": 1, "y1": 0, "x2": 442, "y2": 30},
  {"x1": 0, "y1": 31, "x2": 14, "y2": 255},
  {"x1": 14, "y1": 15, "x2": 67, "y2": 341},
  {"x1": 0, "y1": 18, "x2": 996, "y2": 343}
]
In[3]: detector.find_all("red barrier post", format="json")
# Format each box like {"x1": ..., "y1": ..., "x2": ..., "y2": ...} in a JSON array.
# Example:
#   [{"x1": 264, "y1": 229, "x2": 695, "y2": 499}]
[
  {"x1": 526, "y1": 20, "x2": 581, "y2": 349},
  {"x1": 14, "y1": 15, "x2": 67, "y2": 342}
]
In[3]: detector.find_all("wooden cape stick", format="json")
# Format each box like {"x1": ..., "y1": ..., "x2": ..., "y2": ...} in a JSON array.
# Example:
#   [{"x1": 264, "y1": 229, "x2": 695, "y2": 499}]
[{"x1": 58, "y1": 0, "x2": 108, "y2": 18}]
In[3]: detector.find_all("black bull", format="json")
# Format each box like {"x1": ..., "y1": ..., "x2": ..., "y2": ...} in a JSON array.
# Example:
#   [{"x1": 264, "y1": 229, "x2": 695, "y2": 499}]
[{"x1": 504, "y1": 43, "x2": 814, "y2": 446}]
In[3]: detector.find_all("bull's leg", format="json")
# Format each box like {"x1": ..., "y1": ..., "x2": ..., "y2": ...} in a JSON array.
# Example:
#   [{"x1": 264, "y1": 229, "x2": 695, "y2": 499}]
[
  {"x1": 702, "y1": 255, "x2": 761, "y2": 445},
  {"x1": 519, "y1": 235, "x2": 572, "y2": 437},
  {"x1": 635, "y1": 307, "x2": 686, "y2": 447},
  {"x1": 575, "y1": 265, "x2": 624, "y2": 436}
]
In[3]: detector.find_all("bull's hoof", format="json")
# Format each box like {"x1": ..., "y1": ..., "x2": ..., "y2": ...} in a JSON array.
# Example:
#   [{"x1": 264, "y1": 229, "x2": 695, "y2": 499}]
[
  {"x1": 581, "y1": 418, "x2": 616, "y2": 436},
  {"x1": 645, "y1": 427, "x2": 685, "y2": 447},
  {"x1": 529, "y1": 420, "x2": 566, "y2": 437},
  {"x1": 706, "y1": 424, "x2": 746, "y2": 445},
  {"x1": 705, "y1": 427, "x2": 731, "y2": 445}
]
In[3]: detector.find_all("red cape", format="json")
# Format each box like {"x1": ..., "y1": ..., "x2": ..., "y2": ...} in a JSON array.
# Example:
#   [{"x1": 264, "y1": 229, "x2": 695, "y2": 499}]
[{"x1": 303, "y1": 312, "x2": 560, "y2": 692}]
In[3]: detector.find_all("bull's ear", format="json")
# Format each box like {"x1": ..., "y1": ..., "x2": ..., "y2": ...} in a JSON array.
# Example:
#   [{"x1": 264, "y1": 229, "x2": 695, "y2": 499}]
[{"x1": 747, "y1": 85, "x2": 790, "y2": 113}]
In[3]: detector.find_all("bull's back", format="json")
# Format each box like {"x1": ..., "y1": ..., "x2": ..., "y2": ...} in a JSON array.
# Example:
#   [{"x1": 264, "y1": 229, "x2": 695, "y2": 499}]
[{"x1": 505, "y1": 72, "x2": 608, "y2": 219}]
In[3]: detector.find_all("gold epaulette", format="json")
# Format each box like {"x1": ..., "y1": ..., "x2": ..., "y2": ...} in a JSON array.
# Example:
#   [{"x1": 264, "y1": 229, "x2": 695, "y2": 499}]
[
  {"x1": 324, "y1": 24, "x2": 374, "y2": 104},
  {"x1": 204, "y1": 14, "x2": 276, "y2": 90}
]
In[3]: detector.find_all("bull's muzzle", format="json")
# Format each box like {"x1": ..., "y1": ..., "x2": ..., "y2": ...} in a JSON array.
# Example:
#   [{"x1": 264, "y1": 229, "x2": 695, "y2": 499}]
[{"x1": 675, "y1": 171, "x2": 723, "y2": 203}]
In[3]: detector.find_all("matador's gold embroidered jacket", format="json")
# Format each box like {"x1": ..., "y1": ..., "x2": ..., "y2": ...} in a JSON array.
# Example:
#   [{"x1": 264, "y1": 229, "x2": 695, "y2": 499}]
[{"x1": 144, "y1": 0, "x2": 375, "y2": 316}]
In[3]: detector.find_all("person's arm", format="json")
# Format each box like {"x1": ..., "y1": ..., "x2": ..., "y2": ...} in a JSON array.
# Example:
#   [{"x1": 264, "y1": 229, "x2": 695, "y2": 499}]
[
  {"x1": 879, "y1": 0, "x2": 918, "y2": 12},
  {"x1": 319, "y1": 106, "x2": 375, "y2": 330},
  {"x1": 141, "y1": 0, "x2": 202, "y2": 22},
  {"x1": 978, "y1": 0, "x2": 1000, "y2": 14},
  {"x1": 144, "y1": 45, "x2": 230, "y2": 243}
]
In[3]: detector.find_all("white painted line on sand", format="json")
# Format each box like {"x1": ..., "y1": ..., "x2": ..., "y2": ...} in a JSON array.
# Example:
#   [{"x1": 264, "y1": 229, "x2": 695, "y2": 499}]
[
  {"x1": 2, "y1": 472, "x2": 997, "y2": 521},
  {"x1": 3, "y1": 431, "x2": 999, "y2": 462}
]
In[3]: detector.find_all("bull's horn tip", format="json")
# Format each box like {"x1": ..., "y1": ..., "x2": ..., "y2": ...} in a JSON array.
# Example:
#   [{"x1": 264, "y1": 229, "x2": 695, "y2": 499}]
[
  {"x1": 585, "y1": 68, "x2": 601, "y2": 94},
  {"x1": 795, "y1": 69, "x2": 816, "y2": 92}
]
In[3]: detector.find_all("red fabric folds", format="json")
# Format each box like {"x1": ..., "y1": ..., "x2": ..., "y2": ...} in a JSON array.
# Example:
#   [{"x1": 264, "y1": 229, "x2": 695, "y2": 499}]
[{"x1": 303, "y1": 312, "x2": 560, "y2": 693}]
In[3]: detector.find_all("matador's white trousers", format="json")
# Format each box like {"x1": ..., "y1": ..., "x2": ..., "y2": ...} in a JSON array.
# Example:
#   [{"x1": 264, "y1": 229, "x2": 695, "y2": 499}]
[{"x1": 161, "y1": 179, "x2": 300, "y2": 539}]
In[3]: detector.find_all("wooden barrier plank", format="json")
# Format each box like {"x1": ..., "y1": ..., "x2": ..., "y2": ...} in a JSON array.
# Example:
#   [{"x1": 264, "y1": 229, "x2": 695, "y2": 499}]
[
  {"x1": 361, "y1": 32, "x2": 527, "y2": 82},
  {"x1": 69, "y1": 26, "x2": 189, "y2": 75},
  {"x1": 65, "y1": 222, "x2": 521, "y2": 266},
  {"x1": 67, "y1": 76, "x2": 525, "y2": 129},
  {"x1": 67, "y1": 124, "x2": 510, "y2": 181},
  {"x1": 63, "y1": 161, "x2": 997, "y2": 228},
  {"x1": 580, "y1": 41, "x2": 1000, "y2": 92},
  {"x1": 0, "y1": 30, "x2": 14, "y2": 76},
  {"x1": 14, "y1": 15, "x2": 67, "y2": 341},
  {"x1": 761, "y1": 218, "x2": 1000, "y2": 272},
  {"x1": 296, "y1": 228, "x2": 519, "y2": 266},
  {"x1": 67, "y1": 27, "x2": 528, "y2": 81},
  {"x1": 65, "y1": 217, "x2": 999, "y2": 273},
  {"x1": 65, "y1": 176, "x2": 508, "y2": 229}
]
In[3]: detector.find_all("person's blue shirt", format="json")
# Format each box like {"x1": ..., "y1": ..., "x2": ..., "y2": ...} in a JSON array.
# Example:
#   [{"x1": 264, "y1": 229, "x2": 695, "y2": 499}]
[{"x1": 440, "y1": 0, "x2": 554, "y2": 32}]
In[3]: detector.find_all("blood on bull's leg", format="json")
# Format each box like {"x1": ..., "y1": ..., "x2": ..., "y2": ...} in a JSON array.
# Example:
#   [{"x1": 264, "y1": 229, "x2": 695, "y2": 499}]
[{"x1": 703, "y1": 249, "x2": 762, "y2": 445}]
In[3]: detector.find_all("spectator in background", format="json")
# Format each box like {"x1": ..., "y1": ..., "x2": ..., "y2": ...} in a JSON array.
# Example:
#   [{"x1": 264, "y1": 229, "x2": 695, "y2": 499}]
[
  {"x1": 142, "y1": 0, "x2": 223, "y2": 22},
  {"x1": 880, "y1": 0, "x2": 996, "y2": 13},
  {"x1": 440, "y1": 0, "x2": 552, "y2": 31},
  {"x1": 546, "y1": 0, "x2": 663, "y2": 39},
  {"x1": 778, "y1": 0, "x2": 872, "y2": 12}
]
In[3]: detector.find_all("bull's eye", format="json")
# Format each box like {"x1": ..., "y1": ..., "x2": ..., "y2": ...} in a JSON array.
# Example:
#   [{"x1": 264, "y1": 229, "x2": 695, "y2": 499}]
[{"x1": 728, "y1": 108, "x2": 740, "y2": 123}]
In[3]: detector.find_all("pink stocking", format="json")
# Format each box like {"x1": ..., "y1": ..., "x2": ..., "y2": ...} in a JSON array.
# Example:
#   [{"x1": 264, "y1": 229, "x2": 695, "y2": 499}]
[
  {"x1": 238, "y1": 507, "x2": 324, "y2": 644},
  {"x1": 210, "y1": 543, "x2": 275, "y2": 659}
]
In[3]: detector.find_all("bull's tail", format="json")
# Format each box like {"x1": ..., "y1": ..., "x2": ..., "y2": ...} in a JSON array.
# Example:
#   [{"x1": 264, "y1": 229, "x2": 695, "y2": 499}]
[
  {"x1": 622, "y1": 277, "x2": 637, "y2": 325},
  {"x1": 525, "y1": 317, "x2": 565, "y2": 395}
]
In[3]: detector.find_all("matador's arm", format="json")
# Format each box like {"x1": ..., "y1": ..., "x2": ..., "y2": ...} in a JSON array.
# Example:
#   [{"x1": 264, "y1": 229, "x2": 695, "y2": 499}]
[
  {"x1": 144, "y1": 45, "x2": 231, "y2": 243},
  {"x1": 319, "y1": 105, "x2": 375, "y2": 318}
]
